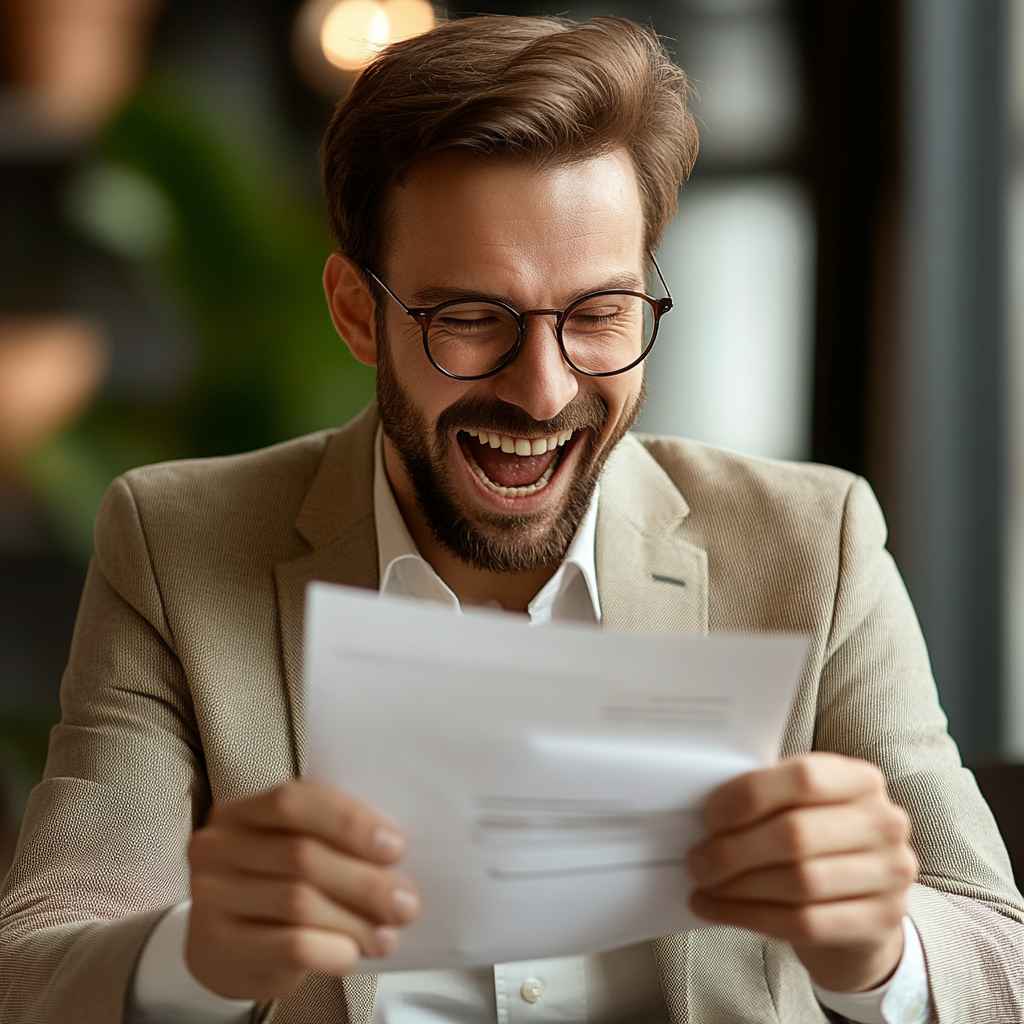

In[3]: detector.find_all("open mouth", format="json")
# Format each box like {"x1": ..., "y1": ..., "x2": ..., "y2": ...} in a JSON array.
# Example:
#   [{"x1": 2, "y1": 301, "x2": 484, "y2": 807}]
[{"x1": 456, "y1": 427, "x2": 582, "y2": 499}]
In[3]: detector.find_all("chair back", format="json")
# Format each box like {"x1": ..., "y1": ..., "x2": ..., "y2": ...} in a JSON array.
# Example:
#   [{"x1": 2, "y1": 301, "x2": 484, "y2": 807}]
[{"x1": 968, "y1": 762, "x2": 1024, "y2": 888}]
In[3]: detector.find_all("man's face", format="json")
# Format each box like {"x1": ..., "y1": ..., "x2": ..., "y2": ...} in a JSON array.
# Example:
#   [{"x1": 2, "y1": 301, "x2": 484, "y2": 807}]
[{"x1": 376, "y1": 148, "x2": 648, "y2": 573}]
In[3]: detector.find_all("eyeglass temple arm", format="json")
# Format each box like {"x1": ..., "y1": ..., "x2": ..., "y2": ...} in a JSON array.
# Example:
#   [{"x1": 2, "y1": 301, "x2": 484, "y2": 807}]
[
  {"x1": 649, "y1": 251, "x2": 673, "y2": 307},
  {"x1": 363, "y1": 266, "x2": 413, "y2": 314}
]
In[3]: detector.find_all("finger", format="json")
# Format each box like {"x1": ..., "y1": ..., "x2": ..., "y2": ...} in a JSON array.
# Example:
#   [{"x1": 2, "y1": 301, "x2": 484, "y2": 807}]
[
  {"x1": 216, "y1": 913, "x2": 365, "y2": 981},
  {"x1": 210, "y1": 779, "x2": 406, "y2": 864},
  {"x1": 687, "y1": 800, "x2": 908, "y2": 888},
  {"x1": 701, "y1": 847, "x2": 919, "y2": 904},
  {"x1": 689, "y1": 890, "x2": 908, "y2": 947},
  {"x1": 702, "y1": 754, "x2": 887, "y2": 835},
  {"x1": 191, "y1": 870, "x2": 401, "y2": 959},
  {"x1": 189, "y1": 828, "x2": 421, "y2": 927}
]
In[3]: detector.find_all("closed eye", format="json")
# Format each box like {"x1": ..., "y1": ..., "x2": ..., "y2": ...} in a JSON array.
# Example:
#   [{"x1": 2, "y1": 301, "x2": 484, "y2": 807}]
[{"x1": 438, "y1": 315, "x2": 503, "y2": 331}]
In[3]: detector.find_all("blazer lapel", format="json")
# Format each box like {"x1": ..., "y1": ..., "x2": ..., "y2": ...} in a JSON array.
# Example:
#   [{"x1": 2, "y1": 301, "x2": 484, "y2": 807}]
[
  {"x1": 596, "y1": 434, "x2": 709, "y2": 1024},
  {"x1": 273, "y1": 404, "x2": 381, "y2": 1022},
  {"x1": 596, "y1": 434, "x2": 707, "y2": 638}
]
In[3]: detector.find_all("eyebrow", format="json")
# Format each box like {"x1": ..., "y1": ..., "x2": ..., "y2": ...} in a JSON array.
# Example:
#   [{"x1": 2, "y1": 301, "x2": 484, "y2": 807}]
[{"x1": 408, "y1": 271, "x2": 646, "y2": 308}]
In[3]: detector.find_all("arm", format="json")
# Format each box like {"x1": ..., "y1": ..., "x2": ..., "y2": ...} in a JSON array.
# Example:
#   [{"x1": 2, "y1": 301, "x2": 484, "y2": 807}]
[
  {"x1": 0, "y1": 476, "x2": 252, "y2": 1023},
  {"x1": 815, "y1": 476, "x2": 1024, "y2": 1018},
  {"x1": 685, "y1": 475, "x2": 1023, "y2": 1020}
]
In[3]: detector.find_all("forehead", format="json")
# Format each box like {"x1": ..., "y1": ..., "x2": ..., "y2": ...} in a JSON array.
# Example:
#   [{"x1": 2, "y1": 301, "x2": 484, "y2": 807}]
[{"x1": 382, "y1": 148, "x2": 646, "y2": 297}]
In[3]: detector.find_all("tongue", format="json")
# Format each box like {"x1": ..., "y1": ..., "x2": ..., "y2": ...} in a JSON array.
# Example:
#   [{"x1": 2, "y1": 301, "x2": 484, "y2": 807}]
[{"x1": 461, "y1": 436, "x2": 559, "y2": 488}]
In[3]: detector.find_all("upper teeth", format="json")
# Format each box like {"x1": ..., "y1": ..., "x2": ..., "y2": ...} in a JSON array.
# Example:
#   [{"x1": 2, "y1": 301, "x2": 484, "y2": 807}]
[{"x1": 464, "y1": 429, "x2": 573, "y2": 456}]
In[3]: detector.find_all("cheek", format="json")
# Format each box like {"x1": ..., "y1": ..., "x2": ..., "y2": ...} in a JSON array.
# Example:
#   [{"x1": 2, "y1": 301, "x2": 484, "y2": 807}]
[
  {"x1": 387, "y1": 324, "x2": 456, "y2": 418},
  {"x1": 388, "y1": 319, "x2": 430, "y2": 373},
  {"x1": 598, "y1": 374, "x2": 640, "y2": 427}
]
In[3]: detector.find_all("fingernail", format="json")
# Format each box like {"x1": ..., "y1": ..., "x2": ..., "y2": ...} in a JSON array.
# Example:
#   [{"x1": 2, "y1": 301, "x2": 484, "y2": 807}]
[
  {"x1": 373, "y1": 827, "x2": 404, "y2": 855},
  {"x1": 374, "y1": 926, "x2": 399, "y2": 956},
  {"x1": 392, "y1": 887, "x2": 420, "y2": 919}
]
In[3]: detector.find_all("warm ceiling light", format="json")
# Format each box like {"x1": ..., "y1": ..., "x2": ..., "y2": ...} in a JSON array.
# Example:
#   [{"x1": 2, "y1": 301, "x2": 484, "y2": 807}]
[
  {"x1": 384, "y1": 0, "x2": 435, "y2": 44},
  {"x1": 296, "y1": 0, "x2": 437, "y2": 89},
  {"x1": 320, "y1": 0, "x2": 391, "y2": 71}
]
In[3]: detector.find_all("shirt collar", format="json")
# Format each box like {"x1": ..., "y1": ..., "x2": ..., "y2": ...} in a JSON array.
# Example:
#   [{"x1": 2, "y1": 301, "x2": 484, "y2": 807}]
[{"x1": 373, "y1": 425, "x2": 601, "y2": 620}]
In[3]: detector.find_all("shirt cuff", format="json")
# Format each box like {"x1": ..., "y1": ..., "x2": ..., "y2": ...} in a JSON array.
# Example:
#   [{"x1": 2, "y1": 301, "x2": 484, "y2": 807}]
[
  {"x1": 131, "y1": 899, "x2": 257, "y2": 1023},
  {"x1": 812, "y1": 916, "x2": 932, "y2": 1024}
]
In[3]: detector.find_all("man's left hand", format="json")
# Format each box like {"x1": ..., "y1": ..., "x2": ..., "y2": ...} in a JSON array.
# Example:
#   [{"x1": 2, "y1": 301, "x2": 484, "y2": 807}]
[{"x1": 685, "y1": 752, "x2": 918, "y2": 993}]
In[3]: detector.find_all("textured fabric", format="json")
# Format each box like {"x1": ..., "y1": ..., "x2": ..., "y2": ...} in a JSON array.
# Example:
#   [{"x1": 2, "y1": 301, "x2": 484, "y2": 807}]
[{"x1": 1, "y1": 403, "x2": 1022, "y2": 1024}]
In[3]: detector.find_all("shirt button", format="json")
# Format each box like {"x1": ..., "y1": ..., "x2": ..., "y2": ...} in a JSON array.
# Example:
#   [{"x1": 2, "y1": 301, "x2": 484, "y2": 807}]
[{"x1": 520, "y1": 977, "x2": 544, "y2": 1004}]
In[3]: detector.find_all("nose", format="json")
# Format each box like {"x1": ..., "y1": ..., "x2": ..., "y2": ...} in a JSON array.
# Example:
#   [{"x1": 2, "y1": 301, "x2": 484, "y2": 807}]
[{"x1": 491, "y1": 313, "x2": 579, "y2": 422}]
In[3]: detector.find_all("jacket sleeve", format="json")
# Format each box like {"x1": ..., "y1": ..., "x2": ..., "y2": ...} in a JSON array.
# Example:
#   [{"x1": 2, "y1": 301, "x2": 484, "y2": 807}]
[
  {"x1": 813, "y1": 476, "x2": 1024, "y2": 1022},
  {"x1": 0, "y1": 475, "x2": 258, "y2": 1024}
]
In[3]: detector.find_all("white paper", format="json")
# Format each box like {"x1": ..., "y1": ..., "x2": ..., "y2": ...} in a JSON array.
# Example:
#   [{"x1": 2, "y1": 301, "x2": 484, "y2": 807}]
[{"x1": 303, "y1": 582, "x2": 808, "y2": 971}]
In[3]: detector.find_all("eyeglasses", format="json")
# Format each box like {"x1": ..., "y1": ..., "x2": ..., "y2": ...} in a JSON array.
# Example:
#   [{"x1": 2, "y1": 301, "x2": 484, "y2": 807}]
[{"x1": 363, "y1": 255, "x2": 673, "y2": 381}]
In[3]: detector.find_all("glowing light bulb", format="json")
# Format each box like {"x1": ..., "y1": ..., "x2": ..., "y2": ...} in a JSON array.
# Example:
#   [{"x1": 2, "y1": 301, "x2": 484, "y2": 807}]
[
  {"x1": 384, "y1": 0, "x2": 435, "y2": 44},
  {"x1": 320, "y1": 0, "x2": 391, "y2": 71},
  {"x1": 296, "y1": 0, "x2": 437, "y2": 91}
]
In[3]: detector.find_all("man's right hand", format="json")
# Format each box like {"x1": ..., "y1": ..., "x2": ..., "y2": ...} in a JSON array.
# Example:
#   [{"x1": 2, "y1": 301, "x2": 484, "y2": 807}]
[{"x1": 185, "y1": 778, "x2": 421, "y2": 1001}]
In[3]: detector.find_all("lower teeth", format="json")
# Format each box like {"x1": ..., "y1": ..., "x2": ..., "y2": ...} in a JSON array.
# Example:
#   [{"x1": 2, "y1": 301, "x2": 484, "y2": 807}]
[{"x1": 468, "y1": 450, "x2": 561, "y2": 498}]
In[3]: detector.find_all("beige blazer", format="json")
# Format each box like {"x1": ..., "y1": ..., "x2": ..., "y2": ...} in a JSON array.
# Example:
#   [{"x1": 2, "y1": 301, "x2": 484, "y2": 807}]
[{"x1": 1, "y1": 404, "x2": 1022, "y2": 1024}]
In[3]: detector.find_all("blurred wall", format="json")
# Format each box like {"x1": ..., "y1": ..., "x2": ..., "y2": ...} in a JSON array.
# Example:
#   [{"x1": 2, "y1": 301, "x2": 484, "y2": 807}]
[{"x1": 883, "y1": 0, "x2": 1009, "y2": 758}]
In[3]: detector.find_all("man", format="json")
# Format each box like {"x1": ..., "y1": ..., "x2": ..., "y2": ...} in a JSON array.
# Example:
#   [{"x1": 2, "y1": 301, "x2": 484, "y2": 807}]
[{"x1": 1, "y1": 14, "x2": 1021, "y2": 1024}]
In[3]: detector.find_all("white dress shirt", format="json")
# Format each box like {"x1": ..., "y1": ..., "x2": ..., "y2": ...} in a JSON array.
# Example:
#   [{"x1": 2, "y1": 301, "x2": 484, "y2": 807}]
[{"x1": 129, "y1": 427, "x2": 933, "y2": 1023}]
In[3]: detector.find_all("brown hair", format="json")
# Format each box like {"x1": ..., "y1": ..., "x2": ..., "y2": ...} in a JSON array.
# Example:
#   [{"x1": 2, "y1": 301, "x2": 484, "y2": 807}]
[{"x1": 321, "y1": 15, "x2": 699, "y2": 272}]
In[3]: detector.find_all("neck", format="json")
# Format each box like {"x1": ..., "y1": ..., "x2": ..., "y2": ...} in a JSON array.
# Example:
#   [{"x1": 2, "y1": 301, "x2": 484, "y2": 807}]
[{"x1": 382, "y1": 437, "x2": 557, "y2": 613}]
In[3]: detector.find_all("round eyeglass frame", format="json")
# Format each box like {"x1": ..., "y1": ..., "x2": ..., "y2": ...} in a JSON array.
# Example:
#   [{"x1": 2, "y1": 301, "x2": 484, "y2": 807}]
[{"x1": 362, "y1": 254, "x2": 674, "y2": 381}]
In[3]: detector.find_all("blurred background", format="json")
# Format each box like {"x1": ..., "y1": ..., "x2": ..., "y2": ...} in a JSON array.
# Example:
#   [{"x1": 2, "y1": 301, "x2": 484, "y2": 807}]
[{"x1": 0, "y1": 0, "x2": 1022, "y2": 874}]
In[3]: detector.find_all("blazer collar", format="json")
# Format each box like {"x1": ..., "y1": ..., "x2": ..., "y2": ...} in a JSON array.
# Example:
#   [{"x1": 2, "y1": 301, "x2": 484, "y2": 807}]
[
  {"x1": 596, "y1": 433, "x2": 707, "y2": 638},
  {"x1": 295, "y1": 402, "x2": 380, "y2": 550},
  {"x1": 275, "y1": 402, "x2": 381, "y2": 766},
  {"x1": 275, "y1": 411, "x2": 707, "y2": 1024}
]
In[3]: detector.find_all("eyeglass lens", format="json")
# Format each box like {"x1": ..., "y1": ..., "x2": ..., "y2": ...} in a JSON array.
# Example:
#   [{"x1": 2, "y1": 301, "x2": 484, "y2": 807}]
[{"x1": 426, "y1": 293, "x2": 656, "y2": 377}]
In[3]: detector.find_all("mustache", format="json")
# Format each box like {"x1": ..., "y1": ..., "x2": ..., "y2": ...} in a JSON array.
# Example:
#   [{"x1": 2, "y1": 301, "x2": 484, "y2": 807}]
[{"x1": 437, "y1": 394, "x2": 609, "y2": 438}]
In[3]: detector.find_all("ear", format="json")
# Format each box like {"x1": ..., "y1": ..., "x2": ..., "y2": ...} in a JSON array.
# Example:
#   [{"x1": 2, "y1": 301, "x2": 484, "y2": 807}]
[{"x1": 322, "y1": 252, "x2": 378, "y2": 367}]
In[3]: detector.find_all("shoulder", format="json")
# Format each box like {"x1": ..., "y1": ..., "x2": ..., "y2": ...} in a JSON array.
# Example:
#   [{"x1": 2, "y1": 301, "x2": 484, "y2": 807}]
[
  {"x1": 624, "y1": 432, "x2": 883, "y2": 553},
  {"x1": 621, "y1": 434, "x2": 890, "y2": 638},
  {"x1": 94, "y1": 428, "x2": 336, "y2": 571},
  {"x1": 123, "y1": 429, "x2": 331, "y2": 518},
  {"x1": 631, "y1": 431, "x2": 857, "y2": 511}
]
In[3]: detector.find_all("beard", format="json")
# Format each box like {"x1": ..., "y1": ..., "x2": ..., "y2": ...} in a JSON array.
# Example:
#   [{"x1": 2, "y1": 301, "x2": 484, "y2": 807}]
[{"x1": 376, "y1": 329, "x2": 645, "y2": 573}]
